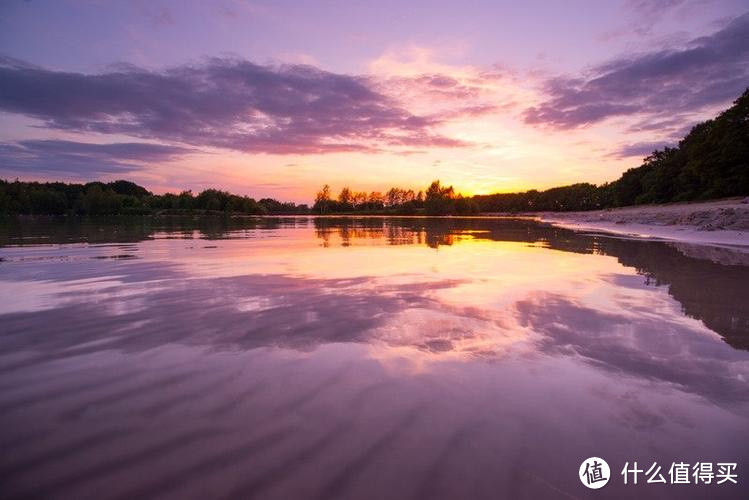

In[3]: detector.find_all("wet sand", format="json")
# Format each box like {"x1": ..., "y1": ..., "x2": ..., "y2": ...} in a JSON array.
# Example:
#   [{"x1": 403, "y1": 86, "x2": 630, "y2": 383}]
[{"x1": 537, "y1": 198, "x2": 749, "y2": 249}]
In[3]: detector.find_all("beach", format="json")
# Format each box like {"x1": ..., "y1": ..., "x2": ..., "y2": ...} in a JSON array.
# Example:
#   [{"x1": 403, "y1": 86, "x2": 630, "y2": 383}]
[{"x1": 538, "y1": 197, "x2": 749, "y2": 249}]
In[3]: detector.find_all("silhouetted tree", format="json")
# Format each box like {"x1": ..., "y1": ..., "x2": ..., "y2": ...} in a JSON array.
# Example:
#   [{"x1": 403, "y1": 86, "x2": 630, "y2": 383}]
[
  {"x1": 313, "y1": 184, "x2": 333, "y2": 213},
  {"x1": 425, "y1": 180, "x2": 456, "y2": 215}
]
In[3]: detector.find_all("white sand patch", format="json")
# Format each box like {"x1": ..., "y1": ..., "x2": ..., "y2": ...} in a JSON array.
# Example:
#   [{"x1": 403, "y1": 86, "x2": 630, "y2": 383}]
[{"x1": 537, "y1": 197, "x2": 749, "y2": 250}]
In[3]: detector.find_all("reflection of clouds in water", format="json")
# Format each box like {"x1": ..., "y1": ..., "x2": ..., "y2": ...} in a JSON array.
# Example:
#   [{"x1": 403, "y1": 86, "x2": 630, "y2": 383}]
[
  {"x1": 0, "y1": 272, "x2": 466, "y2": 370},
  {"x1": 3, "y1": 216, "x2": 748, "y2": 351},
  {"x1": 3, "y1": 257, "x2": 747, "y2": 410},
  {"x1": 3, "y1": 218, "x2": 749, "y2": 500},
  {"x1": 367, "y1": 306, "x2": 526, "y2": 370},
  {"x1": 589, "y1": 386, "x2": 697, "y2": 433},
  {"x1": 0, "y1": 259, "x2": 182, "y2": 314},
  {"x1": 2, "y1": 218, "x2": 749, "y2": 411},
  {"x1": 515, "y1": 291, "x2": 749, "y2": 406}
]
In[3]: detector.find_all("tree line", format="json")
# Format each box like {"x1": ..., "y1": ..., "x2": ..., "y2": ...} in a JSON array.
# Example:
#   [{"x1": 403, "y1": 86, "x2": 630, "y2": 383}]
[
  {"x1": 0, "y1": 179, "x2": 309, "y2": 216},
  {"x1": 312, "y1": 181, "x2": 480, "y2": 215}
]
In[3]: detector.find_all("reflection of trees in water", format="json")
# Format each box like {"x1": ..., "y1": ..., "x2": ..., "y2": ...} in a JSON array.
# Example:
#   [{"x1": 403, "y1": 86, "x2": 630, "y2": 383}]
[
  {"x1": 314, "y1": 217, "x2": 461, "y2": 248},
  {"x1": 315, "y1": 219, "x2": 388, "y2": 247},
  {"x1": 0, "y1": 215, "x2": 308, "y2": 245},
  {"x1": 309, "y1": 217, "x2": 749, "y2": 350},
  {"x1": 3, "y1": 216, "x2": 747, "y2": 351},
  {"x1": 597, "y1": 239, "x2": 749, "y2": 351},
  {"x1": 314, "y1": 218, "x2": 430, "y2": 247}
]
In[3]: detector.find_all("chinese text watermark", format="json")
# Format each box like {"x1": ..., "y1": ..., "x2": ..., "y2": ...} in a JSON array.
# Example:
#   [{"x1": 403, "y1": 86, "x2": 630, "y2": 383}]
[{"x1": 580, "y1": 459, "x2": 738, "y2": 489}]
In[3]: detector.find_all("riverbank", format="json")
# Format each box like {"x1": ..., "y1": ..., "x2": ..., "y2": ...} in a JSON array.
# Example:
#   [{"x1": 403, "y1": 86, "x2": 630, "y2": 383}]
[{"x1": 538, "y1": 197, "x2": 749, "y2": 249}]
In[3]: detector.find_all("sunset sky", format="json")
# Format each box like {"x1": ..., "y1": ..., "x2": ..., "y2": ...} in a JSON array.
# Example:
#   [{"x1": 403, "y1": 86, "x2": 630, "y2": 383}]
[{"x1": 1, "y1": 0, "x2": 747, "y2": 203}]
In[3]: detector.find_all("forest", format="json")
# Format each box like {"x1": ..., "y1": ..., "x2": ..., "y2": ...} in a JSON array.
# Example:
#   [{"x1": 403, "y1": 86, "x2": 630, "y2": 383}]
[
  {"x1": 311, "y1": 181, "x2": 480, "y2": 215},
  {"x1": 0, "y1": 180, "x2": 307, "y2": 216}
]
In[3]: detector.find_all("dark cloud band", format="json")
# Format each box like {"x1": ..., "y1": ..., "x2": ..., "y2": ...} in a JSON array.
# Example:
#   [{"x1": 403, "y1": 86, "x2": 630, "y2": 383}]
[
  {"x1": 524, "y1": 13, "x2": 749, "y2": 129},
  {"x1": 0, "y1": 140, "x2": 189, "y2": 176},
  {"x1": 0, "y1": 56, "x2": 464, "y2": 154}
]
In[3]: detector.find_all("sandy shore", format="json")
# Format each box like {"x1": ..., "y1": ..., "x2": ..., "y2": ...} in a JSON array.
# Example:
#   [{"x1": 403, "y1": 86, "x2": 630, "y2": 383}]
[{"x1": 537, "y1": 197, "x2": 749, "y2": 249}]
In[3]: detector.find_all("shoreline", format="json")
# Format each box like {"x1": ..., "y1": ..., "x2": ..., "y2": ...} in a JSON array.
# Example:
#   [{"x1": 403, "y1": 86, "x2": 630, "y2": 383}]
[
  {"x1": 4, "y1": 198, "x2": 749, "y2": 249},
  {"x1": 537, "y1": 198, "x2": 749, "y2": 250}
]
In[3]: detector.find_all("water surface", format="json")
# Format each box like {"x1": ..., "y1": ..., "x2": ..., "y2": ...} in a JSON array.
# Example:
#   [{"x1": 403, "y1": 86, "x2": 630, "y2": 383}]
[{"x1": 1, "y1": 216, "x2": 747, "y2": 499}]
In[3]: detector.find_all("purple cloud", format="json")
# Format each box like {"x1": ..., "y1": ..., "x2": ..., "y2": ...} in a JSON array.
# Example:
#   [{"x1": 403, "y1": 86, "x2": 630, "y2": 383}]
[
  {"x1": 625, "y1": 0, "x2": 689, "y2": 16},
  {"x1": 0, "y1": 140, "x2": 189, "y2": 176},
  {"x1": 608, "y1": 140, "x2": 674, "y2": 159},
  {"x1": 382, "y1": 73, "x2": 486, "y2": 102},
  {"x1": 0, "y1": 56, "x2": 465, "y2": 155},
  {"x1": 598, "y1": 0, "x2": 692, "y2": 41},
  {"x1": 524, "y1": 12, "x2": 749, "y2": 129}
]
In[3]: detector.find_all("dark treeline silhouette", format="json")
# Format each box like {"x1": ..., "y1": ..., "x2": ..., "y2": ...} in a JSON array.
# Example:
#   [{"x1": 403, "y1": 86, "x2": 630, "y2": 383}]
[
  {"x1": 313, "y1": 180, "x2": 479, "y2": 215},
  {"x1": 475, "y1": 88, "x2": 749, "y2": 212},
  {"x1": 0, "y1": 179, "x2": 309, "y2": 216}
]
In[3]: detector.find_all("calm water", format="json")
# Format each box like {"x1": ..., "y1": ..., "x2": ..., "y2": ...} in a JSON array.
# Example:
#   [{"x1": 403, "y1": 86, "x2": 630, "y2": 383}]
[{"x1": 0, "y1": 216, "x2": 747, "y2": 500}]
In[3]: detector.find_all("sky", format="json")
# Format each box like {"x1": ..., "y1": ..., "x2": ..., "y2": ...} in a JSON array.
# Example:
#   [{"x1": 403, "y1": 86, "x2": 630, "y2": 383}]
[{"x1": 0, "y1": 0, "x2": 747, "y2": 203}]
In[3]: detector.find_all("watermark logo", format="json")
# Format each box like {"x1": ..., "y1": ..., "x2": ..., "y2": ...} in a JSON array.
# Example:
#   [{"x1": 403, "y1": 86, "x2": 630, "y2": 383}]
[
  {"x1": 580, "y1": 457, "x2": 610, "y2": 489},
  {"x1": 621, "y1": 462, "x2": 737, "y2": 485}
]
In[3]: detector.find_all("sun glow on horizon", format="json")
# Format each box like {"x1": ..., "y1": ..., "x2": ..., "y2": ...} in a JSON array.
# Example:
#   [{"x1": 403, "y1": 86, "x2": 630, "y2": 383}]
[{"x1": 0, "y1": 3, "x2": 744, "y2": 203}]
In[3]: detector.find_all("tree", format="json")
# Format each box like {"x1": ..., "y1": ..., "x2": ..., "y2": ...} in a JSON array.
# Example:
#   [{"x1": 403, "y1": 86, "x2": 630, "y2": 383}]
[
  {"x1": 454, "y1": 196, "x2": 479, "y2": 215},
  {"x1": 0, "y1": 179, "x2": 297, "y2": 216},
  {"x1": 82, "y1": 185, "x2": 122, "y2": 215},
  {"x1": 108, "y1": 180, "x2": 150, "y2": 198},
  {"x1": 337, "y1": 187, "x2": 354, "y2": 211},
  {"x1": 386, "y1": 187, "x2": 402, "y2": 207},
  {"x1": 353, "y1": 191, "x2": 368, "y2": 208},
  {"x1": 313, "y1": 184, "x2": 333, "y2": 213},
  {"x1": 424, "y1": 180, "x2": 456, "y2": 215},
  {"x1": 368, "y1": 191, "x2": 384, "y2": 210},
  {"x1": 196, "y1": 189, "x2": 229, "y2": 211}
]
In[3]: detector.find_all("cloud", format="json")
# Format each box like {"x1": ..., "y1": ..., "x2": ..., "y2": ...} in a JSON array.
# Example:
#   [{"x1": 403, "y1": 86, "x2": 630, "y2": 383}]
[
  {"x1": 368, "y1": 47, "x2": 521, "y2": 126},
  {"x1": 0, "y1": 56, "x2": 465, "y2": 155},
  {"x1": 134, "y1": 1, "x2": 175, "y2": 26},
  {"x1": 626, "y1": 115, "x2": 690, "y2": 133},
  {"x1": 524, "y1": 12, "x2": 749, "y2": 129},
  {"x1": 516, "y1": 292, "x2": 749, "y2": 406},
  {"x1": 385, "y1": 73, "x2": 482, "y2": 101},
  {"x1": 597, "y1": 0, "x2": 713, "y2": 42},
  {"x1": 625, "y1": 0, "x2": 689, "y2": 16},
  {"x1": 0, "y1": 139, "x2": 190, "y2": 176},
  {"x1": 608, "y1": 140, "x2": 674, "y2": 159},
  {"x1": 382, "y1": 74, "x2": 506, "y2": 118}
]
